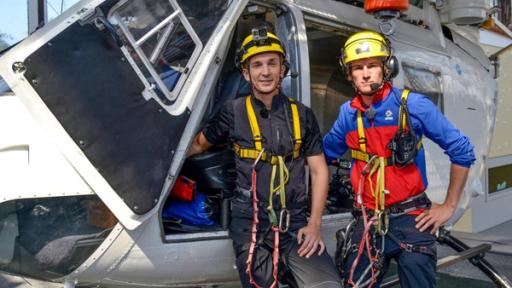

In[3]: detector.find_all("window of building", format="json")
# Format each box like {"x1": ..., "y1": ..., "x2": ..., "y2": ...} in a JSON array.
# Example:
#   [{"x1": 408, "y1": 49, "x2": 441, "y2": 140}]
[{"x1": 487, "y1": 156, "x2": 512, "y2": 197}]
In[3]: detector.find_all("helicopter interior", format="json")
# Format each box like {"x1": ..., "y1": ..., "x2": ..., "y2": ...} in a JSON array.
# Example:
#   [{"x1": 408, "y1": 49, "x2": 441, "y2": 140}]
[{"x1": 161, "y1": 6, "x2": 356, "y2": 235}]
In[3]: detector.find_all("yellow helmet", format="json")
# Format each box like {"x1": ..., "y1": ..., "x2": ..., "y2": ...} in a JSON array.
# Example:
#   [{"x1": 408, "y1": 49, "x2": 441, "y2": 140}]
[
  {"x1": 342, "y1": 30, "x2": 390, "y2": 65},
  {"x1": 238, "y1": 28, "x2": 286, "y2": 66}
]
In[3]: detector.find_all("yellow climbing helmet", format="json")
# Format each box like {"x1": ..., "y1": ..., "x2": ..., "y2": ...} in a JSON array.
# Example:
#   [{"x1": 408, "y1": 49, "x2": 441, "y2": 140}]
[
  {"x1": 238, "y1": 27, "x2": 286, "y2": 66},
  {"x1": 342, "y1": 30, "x2": 390, "y2": 66}
]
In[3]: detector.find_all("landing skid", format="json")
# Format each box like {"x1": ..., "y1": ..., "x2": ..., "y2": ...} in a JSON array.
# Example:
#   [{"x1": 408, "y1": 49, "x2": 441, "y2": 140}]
[{"x1": 381, "y1": 228, "x2": 512, "y2": 288}]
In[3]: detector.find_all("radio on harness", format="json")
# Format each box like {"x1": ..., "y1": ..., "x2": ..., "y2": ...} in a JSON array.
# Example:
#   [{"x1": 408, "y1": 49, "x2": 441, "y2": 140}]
[{"x1": 387, "y1": 89, "x2": 421, "y2": 167}]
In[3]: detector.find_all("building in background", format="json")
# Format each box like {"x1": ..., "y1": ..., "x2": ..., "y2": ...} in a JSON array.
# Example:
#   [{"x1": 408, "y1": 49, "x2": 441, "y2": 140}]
[
  {"x1": 454, "y1": 15, "x2": 512, "y2": 233},
  {"x1": 489, "y1": 0, "x2": 512, "y2": 28}
]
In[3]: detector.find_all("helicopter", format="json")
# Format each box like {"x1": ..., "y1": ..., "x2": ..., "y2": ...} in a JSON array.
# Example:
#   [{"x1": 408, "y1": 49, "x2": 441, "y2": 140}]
[{"x1": 0, "y1": 0, "x2": 504, "y2": 287}]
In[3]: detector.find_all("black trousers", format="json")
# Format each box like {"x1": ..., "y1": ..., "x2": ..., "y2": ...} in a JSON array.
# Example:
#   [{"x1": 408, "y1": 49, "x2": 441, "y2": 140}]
[{"x1": 230, "y1": 217, "x2": 342, "y2": 288}]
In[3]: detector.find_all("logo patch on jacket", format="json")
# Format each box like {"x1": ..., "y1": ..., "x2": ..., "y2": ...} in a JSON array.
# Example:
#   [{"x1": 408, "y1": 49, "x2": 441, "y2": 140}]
[{"x1": 385, "y1": 110, "x2": 393, "y2": 121}]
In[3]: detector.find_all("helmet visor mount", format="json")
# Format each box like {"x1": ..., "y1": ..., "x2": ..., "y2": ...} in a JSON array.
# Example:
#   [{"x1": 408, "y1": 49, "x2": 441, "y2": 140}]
[
  {"x1": 251, "y1": 26, "x2": 269, "y2": 46},
  {"x1": 237, "y1": 27, "x2": 286, "y2": 67}
]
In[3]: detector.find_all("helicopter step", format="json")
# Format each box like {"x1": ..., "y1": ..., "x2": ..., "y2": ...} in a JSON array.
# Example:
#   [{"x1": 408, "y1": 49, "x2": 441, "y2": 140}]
[{"x1": 381, "y1": 228, "x2": 512, "y2": 288}]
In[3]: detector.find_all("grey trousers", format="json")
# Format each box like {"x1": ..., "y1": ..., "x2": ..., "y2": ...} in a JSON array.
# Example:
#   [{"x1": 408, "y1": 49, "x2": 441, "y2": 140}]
[{"x1": 231, "y1": 219, "x2": 342, "y2": 288}]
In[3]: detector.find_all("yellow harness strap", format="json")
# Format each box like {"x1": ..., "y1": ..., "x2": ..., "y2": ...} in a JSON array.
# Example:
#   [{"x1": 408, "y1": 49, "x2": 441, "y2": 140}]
[
  {"x1": 351, "y1": 150, "x2": 392, "y2": 166},
  {"x1": 356, "y1": 110, "x2": 367, "y2": 152},
  {"x1": 234, "y1": 96, "x2": 302, "y2": 163},
  {"x1": 289, "y1": 98, "x2": 302, "y2": 158},
  {"x1": 246, "y1": 96, "x2": 263, "y2": 151},
  {"x1": 398, "y1": 89, "x2": 410, "y2": 129}
]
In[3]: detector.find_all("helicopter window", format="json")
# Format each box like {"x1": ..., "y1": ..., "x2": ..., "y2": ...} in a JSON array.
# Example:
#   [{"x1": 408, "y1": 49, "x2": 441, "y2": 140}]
[
  {"x1": 108, "y1": 0, "x2": 228, "y2": 106},
  {"x1": 305, "y1": 21, "x2": 356, "y2": 135},
  {"x1": 402, "y1": 62, "x2": 444, "y2": 112},
  {"x1": 0, "y1": 196, "x2": 116, "y2": 281}
]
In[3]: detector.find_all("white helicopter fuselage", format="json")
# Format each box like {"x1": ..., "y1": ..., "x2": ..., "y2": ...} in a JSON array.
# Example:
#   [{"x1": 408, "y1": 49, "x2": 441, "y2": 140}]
[{"x1": 0, "y1": 0, "x2": 496, "y2": 287}]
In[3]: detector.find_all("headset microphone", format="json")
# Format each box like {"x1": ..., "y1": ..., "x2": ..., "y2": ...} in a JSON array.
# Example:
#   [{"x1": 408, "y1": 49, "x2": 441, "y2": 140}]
[{"x1": 370, "y1": 83, "x2": 381, "y2": 92}]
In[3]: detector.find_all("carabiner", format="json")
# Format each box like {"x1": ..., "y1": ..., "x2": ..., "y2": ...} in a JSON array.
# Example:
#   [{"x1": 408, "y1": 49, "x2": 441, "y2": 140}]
[
  {"x1": 375, "y1": 211, "x2": 389, "y2": 236},
  {"x1": 279, "y1": 209, "x2": 291, "y2": 233}
]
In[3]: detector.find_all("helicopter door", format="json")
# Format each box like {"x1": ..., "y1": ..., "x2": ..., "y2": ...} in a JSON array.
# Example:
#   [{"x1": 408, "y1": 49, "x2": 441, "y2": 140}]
[{"x1": 0, "y1": 0, "x2": 234, "y2": 229}]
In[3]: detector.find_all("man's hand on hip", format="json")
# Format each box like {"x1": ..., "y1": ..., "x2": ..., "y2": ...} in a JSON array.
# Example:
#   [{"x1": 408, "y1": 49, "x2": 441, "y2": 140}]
[{"x1": 415, "y1": 202, "x2": 456, "y2": 234}]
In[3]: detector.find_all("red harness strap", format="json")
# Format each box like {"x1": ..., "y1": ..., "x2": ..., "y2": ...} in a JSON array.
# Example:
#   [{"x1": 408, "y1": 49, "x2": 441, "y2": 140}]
[{"x1": 246, "y1": 167, "x2": 280, "y2": 288}]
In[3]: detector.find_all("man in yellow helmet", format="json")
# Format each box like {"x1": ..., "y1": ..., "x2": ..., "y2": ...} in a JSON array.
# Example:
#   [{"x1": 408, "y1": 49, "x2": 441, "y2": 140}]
[
  {"x1": 323, "y1": 30, "x2": 475, "y2": 287},
  {"x1": 189, "y1": 27, "x2": 341, "y2": 287}
]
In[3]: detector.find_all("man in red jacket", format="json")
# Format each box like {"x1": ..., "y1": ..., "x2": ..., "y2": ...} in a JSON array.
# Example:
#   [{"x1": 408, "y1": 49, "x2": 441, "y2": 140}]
[{"x1": 324, "y1": 30, "x2": 475, "y2": 287}]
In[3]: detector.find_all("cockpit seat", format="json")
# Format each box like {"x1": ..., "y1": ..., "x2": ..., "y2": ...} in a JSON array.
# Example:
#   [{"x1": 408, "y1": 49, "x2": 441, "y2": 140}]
[{"x1": 181, "y1": 147, "x2": 236, "y2": 194}]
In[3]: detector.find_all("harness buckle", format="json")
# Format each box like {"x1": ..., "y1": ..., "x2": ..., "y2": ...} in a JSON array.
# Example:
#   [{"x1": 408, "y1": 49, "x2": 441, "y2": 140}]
[
  {"x1": 252, "y1": 148, "x2": 266, "y2": 169},
  {"x1": 279, "y1": 209, "x2": 291, "y2": 233},
  {"x1": 400, "y1": 242, "x2": 414, "y2": 252},
  {"x1": 361, "y1": 154, "x2": 378, "y2": 175}
]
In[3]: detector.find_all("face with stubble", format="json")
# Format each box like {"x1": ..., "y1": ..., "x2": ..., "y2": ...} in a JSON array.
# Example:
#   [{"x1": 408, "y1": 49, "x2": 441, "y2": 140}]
[{"x1": 348, "y1": 57, "x2": 384, "y2": 95}]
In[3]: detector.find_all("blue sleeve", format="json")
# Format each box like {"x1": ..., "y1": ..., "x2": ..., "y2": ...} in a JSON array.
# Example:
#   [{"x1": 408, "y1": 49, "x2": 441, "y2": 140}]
[
  {"x1": 411, "y1": 94, "x2": 475, "y2": 167},
  {"x1": 323, "y1": 105, "x2": 349, "y2": 162}
]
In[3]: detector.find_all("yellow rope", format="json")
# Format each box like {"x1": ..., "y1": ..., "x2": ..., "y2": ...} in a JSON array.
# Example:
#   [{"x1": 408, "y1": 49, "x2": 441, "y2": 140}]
[{"x1": 268, "y1": 156, "x2": 288, "y2": 225}]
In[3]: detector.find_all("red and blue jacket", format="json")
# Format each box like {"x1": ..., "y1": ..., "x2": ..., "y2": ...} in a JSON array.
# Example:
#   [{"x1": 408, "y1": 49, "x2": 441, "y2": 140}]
[{"x1": 323, "y1": 83, "x2": 475, "y2": 211}]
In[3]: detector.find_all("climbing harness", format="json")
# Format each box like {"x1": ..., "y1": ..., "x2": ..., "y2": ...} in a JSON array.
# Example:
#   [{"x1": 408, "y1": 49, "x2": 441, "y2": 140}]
[
  {"x1": 233, "y1": 96, "x2": 302, "y2": 164},
  {"x1": 351, "y1": 89, "x2": 422, "y2": 168},
  {"x1": 344, "y1": 90, "x2": 431, "y2": 287},
  {"x1": 241, "y1": 95, "x2": 302, "y2": 288}
]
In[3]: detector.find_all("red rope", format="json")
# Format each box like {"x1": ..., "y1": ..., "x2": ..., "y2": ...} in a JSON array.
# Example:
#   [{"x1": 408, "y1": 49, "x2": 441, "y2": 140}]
[
  {"x1": 246, "y1": 167, "x2": 280, "y2": 288},
  {"x1": 347, "y1": 172, "x2": 381, "y2": 287}
]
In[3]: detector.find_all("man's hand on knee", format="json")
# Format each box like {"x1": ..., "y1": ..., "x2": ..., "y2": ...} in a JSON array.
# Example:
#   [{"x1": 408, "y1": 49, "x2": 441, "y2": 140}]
[{"x1": 297, "y1": 223, "x2": 325, "y2": 258}]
